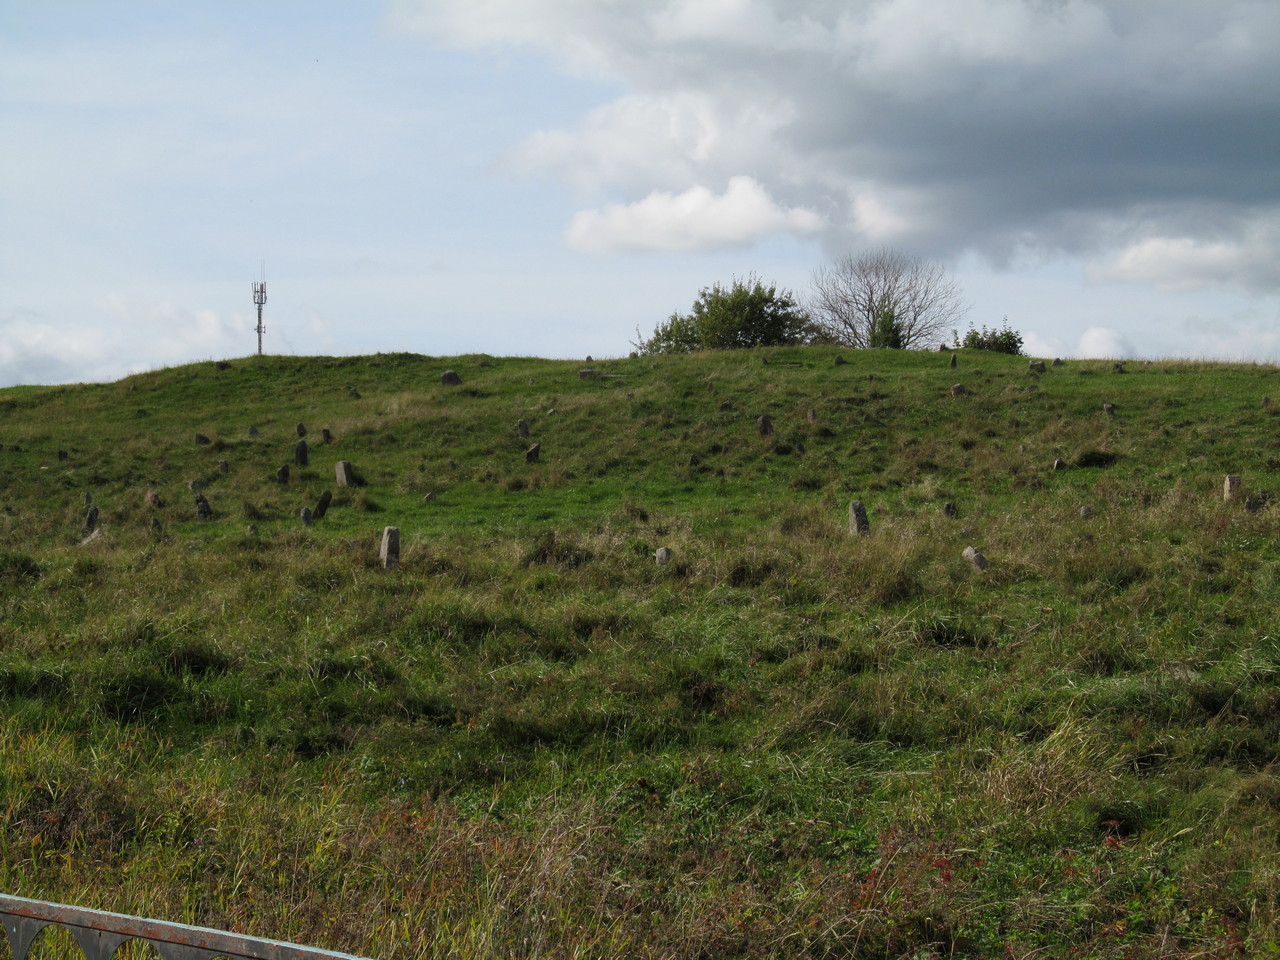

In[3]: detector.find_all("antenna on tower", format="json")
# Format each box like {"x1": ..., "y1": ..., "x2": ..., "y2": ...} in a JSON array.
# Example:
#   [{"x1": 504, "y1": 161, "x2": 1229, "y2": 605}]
[{"x1": 252, "y1": 262, "x2": 267, "y2": 356}]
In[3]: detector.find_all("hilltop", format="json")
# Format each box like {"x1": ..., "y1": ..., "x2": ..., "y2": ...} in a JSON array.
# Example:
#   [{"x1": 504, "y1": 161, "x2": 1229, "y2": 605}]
[{"x1": 2, "y1": 347, "x2": 1279, "y2": 958}]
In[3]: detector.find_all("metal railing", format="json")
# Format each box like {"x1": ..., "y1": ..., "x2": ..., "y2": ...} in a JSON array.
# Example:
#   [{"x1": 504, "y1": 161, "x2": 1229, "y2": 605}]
[{"x1": 0, "y1": 894, "x2": 373, "y2": 960}]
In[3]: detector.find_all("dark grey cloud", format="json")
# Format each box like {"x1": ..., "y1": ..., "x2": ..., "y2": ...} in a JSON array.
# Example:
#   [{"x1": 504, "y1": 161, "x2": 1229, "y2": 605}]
[{"x1": 403, "y1": 0, "x2": 1280, "y2": 289}]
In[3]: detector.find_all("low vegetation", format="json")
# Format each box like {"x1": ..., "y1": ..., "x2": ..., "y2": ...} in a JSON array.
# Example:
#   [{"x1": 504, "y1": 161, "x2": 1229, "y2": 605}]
[{"x1": 2, "y1": 347, "x2": 1279, "y2": 958}]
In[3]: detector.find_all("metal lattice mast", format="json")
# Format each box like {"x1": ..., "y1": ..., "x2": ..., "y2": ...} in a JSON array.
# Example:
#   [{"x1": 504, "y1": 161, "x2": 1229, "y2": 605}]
[{"x1": 253, "y1": 264, "x2": 267, "y2": 356}]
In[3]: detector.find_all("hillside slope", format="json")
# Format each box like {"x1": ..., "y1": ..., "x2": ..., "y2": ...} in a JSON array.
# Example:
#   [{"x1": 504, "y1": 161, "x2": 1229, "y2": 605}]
[{"x1": 2, "y1": 347, "x2": 1279, "y2": 958}]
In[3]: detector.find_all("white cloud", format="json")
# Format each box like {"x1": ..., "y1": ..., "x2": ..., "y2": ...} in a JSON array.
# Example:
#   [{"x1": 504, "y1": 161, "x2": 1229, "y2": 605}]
[
  {"x1": 1076, "y1": 326, "x2": 1136, "y2": 360},
  {"x1": 1091, "y1": 224, "x2": 1280, "y2": 292},
  {"x1": 565, "y1": 176, "x2": 822, "y2": 253}
]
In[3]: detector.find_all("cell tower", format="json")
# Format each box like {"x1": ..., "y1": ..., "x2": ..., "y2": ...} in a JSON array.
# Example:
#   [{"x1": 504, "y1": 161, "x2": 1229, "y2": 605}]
[{"x1": 252, "y1": 264, "x2": 267, "y2": 356}]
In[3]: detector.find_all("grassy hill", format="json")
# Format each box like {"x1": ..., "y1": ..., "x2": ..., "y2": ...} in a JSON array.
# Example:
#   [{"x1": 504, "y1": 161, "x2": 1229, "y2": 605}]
[{"x1": 2, "y1": 347, "x2": 1280, "y2": 958}]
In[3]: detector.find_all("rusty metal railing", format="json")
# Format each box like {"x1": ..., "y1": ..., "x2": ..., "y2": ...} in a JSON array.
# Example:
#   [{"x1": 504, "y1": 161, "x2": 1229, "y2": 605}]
[{"x1": 0, "y1": 894, "x2": 373, "y2": 960}]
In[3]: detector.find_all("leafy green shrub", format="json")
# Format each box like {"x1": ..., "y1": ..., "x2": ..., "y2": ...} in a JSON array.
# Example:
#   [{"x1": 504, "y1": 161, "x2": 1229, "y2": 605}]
[
  {"x1": 954, "y1": 318, "x2": 1025, "y2": 355},
  {"x1": 635, "y1": 274, "x2": 813, "y2": 354}
]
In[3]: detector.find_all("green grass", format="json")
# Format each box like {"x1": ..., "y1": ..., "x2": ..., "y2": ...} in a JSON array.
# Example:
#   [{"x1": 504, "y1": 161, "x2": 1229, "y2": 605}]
[{"x1": 3, "y1": 347, "x2": 1280, "y2": 957}]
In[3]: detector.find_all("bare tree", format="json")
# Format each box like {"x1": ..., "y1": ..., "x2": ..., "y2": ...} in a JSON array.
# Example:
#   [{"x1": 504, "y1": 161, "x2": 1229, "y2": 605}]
[{"x1": 809, "y1": 249, "x2": 967, "y2": 349}]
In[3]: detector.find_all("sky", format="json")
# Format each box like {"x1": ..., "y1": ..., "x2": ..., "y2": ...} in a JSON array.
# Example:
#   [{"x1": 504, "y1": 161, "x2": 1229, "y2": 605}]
[{"x1": 3, "y1": 0, "x2": 1279, "y2": 387}]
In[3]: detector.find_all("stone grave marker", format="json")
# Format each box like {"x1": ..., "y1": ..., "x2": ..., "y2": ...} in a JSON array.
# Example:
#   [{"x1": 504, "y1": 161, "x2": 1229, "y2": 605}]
[
  {"x1": 195, "y1": 493, "x2": 213, "y2": 520},
  {"x1": 296, "y1": 422, "x2": 306, "y2": 438},
  {"x1": 313, "y1": 490, "x2": 332, "y2": 520},
  {"x1": 950, "y1": 383, "x2": 966, "y2": 397},
  {"x1": 145, "y1": 490, "x2": 162, "y2": 507},
  {"x1": 348, "y1": 386, "x2": 361, "y2": 399},
  {"x1": 1053, "y1": 458, "x2": 1066, "y2": 470},
  {"x1": 248, "y1": 426, "x2": 260, "y2": 437},
  {"x1": 579, "y1": 369, "x2": 598, "y2": 380},
  {"x1": 655, "y1": 546, "x2": 673, "y2": 565},
  {"x1": 1028, "y1": 360, "x2": 1046, "y2": 374},
  {"x1": 57, "y1": 449, "x2": 68, "y2": 461},
  {"x1": 950, "y1": 353, "x2": 958, "y2": 369},
  {"x1": 848, "y1": 500, "x2": 870, "y2": 537},
  {"x1": 1079, "y1": 505, "x2": 1093, "y2": 519},
  {"x1": 1224, "y1": 475, "x2": 1242, "y2": 501},
  {"x1": 441, "y1": 370, "x2": 462, "y2": 386},
  {"x1": 1103, "y1": 403, "x2": 1115, "y2": 416},
  {"x1": 526, "y1": 442, "x2": 541, "y2": 464},
  {"x1": 321, "y1": 428, "x2": 332, "y2": 443},
  {"x1": 756, "y1": 415, "x2": 774, "y2": 436},
  {"x1": 82, "y1": 505, "x2": 99, "y2": 538},
  {"x1": 719, "y1": 400, "x2": 734, "y2": 412},
  {"x1": 963, "y1": 546, "x2": 989, "y2": 570},
  {"x1": 194, "y1": 433, "x2": 211, "y2": 445},
  {"x1": 218, "y1": 459, "x2": 229, "y2": 473},
  {"x1": 380, "y1": 526, "x2": 400, "y2": 568},
  {"x1": 295, "y1": 439, "x2": 309, "y2": 467},
  {"x1": 188, "y1": 479, "x2": 207, "y2": 490},
  {"x1": 1052, "y1": 358, "x2": 1064, "y2": 367},
  {"x1": 518, "y1": 419, "x2": 530, "y2": 438},
  {"x1": 276, "y1": 465, "x2": 290, "y2": 484},
  {"x1": 942, "y1": 502, "x2": 958, "y2": 518},
  {"x1": 1113, "y1": 362, "x2": 1126, "y2": 373},
  {"x1": 336, "y1": 461, "x2": 355, "y2": 486},
  {"x1": 300, "y1": 507, "x2": 313, "y2": 526},
  {"x1": 834, "y1": 355, "x2": 846, "y2": 366}
]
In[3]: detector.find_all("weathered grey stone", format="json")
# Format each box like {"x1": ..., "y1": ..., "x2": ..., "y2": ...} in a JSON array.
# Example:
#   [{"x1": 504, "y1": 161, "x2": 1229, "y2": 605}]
[
  {"x1": 79, "y1": 528, "x2": 103, "y2": 546},
  {"x1": 585, "y1": 355, "x2": 593, "y2": 363},
  {"x1": 218, "y1": 459, "x2": 229, "y2": 473},
  {"x1": 441, "y1": 370, "x2": 462, "y2": 386},
  {"x1": 1113, "y1": 362, "x2": 1126, "y2": 373},
  {"x1": 347, "y1": 386, "x2": 361, "y2": 399},
  {"x1": 719, "y1": 400, "x2": 734, "y2": 412},
  {"x1": 380, "y1": 526, "x2": 400, "y2": 568},
  {"x1": 84, "y1": 492, "x2": 92, "y2": 506},
  {"x1": 246, "y1": 523, "x2": 257, "y2": 536},
  {"x1": 195, "y1": 493, "x2": 213, "y2": 520},
  {"x1": 276, "y1": 465, "x2": 290, "y2": 484},
  {"x1": 963, "y1": 545, "x2": 989, "y2": 570},
  {"x1": 757, "y1": 415, "x2": 774, "y2": 436},
  {"x1": 1029, "y1": 360, "x2": 1046, "y2": 374},
  {"x1": 942, "y1": 501, "x2": 958, "y2": 518},
  {"x1": 1053, "y1": 458, "x2": 1066, "y2": 470},
  {"x1": 950, "y1": 353, "x2": 958, "y2": 369},
  {"x1": 313, "y1": 489, "x2": 332, "y2": 520},
  {"x1": 194, "y1": 434, "x2": 211, "y2": 445},
  {"x1": 950, "y1": 383, "x2": 966, "y2": 397},
  {"x1": 295, "y1": 439, "x2": 309, "y2": 467},
  {"x1": 526, "y1": 442, "x2": 541, "y2": 464},
  {"x1": 423, "y1": 491, "x2": 436, "y2": 502},
  {"x1": 188, "y1": 479, "x2": 207, "y2": 490},
  {"x1": 1079, "y1": 505, "x2": 1093, "y2": 519},
  {"x1": 295, "y1": 422, "x2": 306, "y2": 438},
  {"x1": 1102, "y1": 403, "x2": 1115, "y2": 416},
  {"x1": 145, "y1": 489, "x2": 162, "y2": 507},
  {"x1": 57, "y1": 449, "x2": 68, "y2": 461},
  {"x1": 518, "y1": 418, "x2": 530, "y2": 438},
  {"x1": 1052, "y1": 358, "x2": 1064, "y2": 367},
  {"x1": 834, "y1": 355, "x2": 846, "y2": 366},
  {"x1": 655, "y1": 546, "x2": 673, "y2": 565},
  {"x1": 579, "y1": 368, "x2": 599, "y2": 380},
  {"x1": 300, "y1": 507, "x2": 313, "y2": 526},
  {"x1": 1224, "y1": 475, "x2": 1242, "y2": 501},
  {"x1": 82, "y1": 505, "x2": 99, "y2": 538},
  {"x1": 215, "y1": 360, "x2": 231, "y2": 370},
  {"x1": 848, "y1": 500, "x2": 870, "y2": 537},
  {"x1": 547, "y1": 408, "x2": 558, "y2": 416},
  {"x1": 335, "y1": 461, "x2": 355, "y2": 487},
  {"x1": 248, "y1": 426, "x2": 260, "y2": 437},
  {"x1": 321, "y1": 428, "x2": 332, "y2": 443}
]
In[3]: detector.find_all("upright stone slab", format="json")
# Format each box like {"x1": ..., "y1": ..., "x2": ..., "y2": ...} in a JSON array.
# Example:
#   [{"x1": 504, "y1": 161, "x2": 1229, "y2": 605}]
[
  {"x1": 57, "y1": 449, "x2": 68, "y2": 461},
  {"x1": 1224, "y1": 475, "x2": 1242, "y2": 501},
  {"x1": 313, "y1": 489, "x2": 332, "y2": 520},
  {"x1": 1028, "y1": 360, "x2": 1046, "y2": 374},
  {"x1": 942, "y1": 501, "x2": 958, "y2": 518},
  {"x1": 380, "y1": 526, "x2": 400, "y2": 569},
  {"x1": 347, "y1": 386, "x2": 361, "y2": 399},
  {"x1": 82, "y1": 505, "x2": 99, "y2": 538},
  {"x1": 950, "y1": 353, "x2": 958, "y2": 369},
  {"x1": 963, "y1": 546, "x2": 989, "y2": 570},
  {"x1": 248, "y1": 426, "x2": 260, "y2": 437},
  {"x1": 807, "y1": 408, "x2": 817, "y2": 423},
  {"x1": 295, "y1": 439, "x2": 309, "y2": 467},
  {"x1": 194, "y1": 433, "x2": 211, "y2": 445},
  {"x1": 719, "y1": 400, "x2": 734, "y2": 412},
  {"x1": 218, "y1": 459, "x2": 229, "y2": 473},
  {"x1": 1079, "y1": 505, "x2": 1093, "y2": 519},
  {"x1": 296, "y1": 422, "x2": 306, "y2": 438},
  {"x1": 1052, "y1": 358, "x2": 1064, "y2": 367},
  {"x1": 300, "y1": 507, "x2": 313, "y2": 526},
  {"x1": 145, "y1": 489, "x2": 162, "y2": 507},
  {"x1": 848, "y1": 500, "x2": 870, "y2": 537},
  {"x1": 1102, "y1": 403, "x2": 1115, "y2": 416},
  {"x1": 517, "y1": 419, "x2": 530, "y2": 438},
  {"x1": 834, "y1": 355, "x2": 846, "y2": 366},
  {"x1": 655, "y1": 546, "x2": 673, "y2": 565},
  {"x1": 441, "y1": 370, "x2": 462, "y2": 386},
  {"x1": 1113, "y1": 362, "x2": 1126, "y2": 373},
  {"x1": 1053, "y1": 458, "x2": 1066, "y2": 470},
  {"x1": 526, "y1": 442, "x2": 541, "y2": 464},
  {"x1": 756, "y1": 415, "x2": 774, "y2": 437},
  {"x1": 336, "y1": 461, "x2": 355, "y2": 487},
  {"x1": 321, "y1": 428, "x2": 332, "y2": 443},
  {"x1": 950, "y1": 383, "x2": 966, "y2": 397},
  {"x1": 195, "y1": 493, "x2": 213, "y2": 520},
  {"x1": 276, "y1": 465, "x2": 290, "y2": 484}
]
